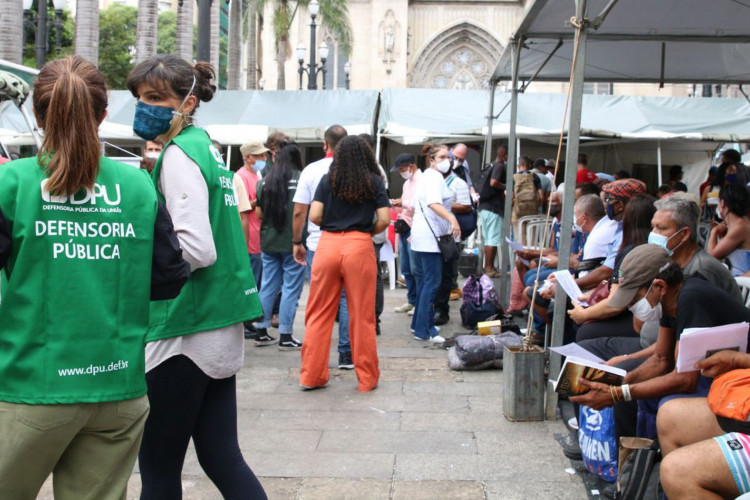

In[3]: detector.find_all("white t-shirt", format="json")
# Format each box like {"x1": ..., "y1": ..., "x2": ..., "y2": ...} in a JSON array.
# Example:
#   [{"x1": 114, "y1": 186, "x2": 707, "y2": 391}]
[
  {"x1": 446, "y1": 173, "x2": 471, "y2": 205},
  {"x1": 292, "y1": 156, "x2": 333, "y2": 252},
  {"x1": 583, "y1": 216, "x2": 618, "y2": 260},
  {"x1": 411, "y1": 168, "x2": 453, "y2": 253}
]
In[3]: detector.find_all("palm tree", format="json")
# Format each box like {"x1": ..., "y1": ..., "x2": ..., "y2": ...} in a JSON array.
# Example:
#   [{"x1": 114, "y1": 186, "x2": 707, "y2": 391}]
[
  {"x1": 227, "y1": 0, "x2": 242, "y2": 89},
  {"x1": 135, "y1": 0, "x2": 159, "y2": 64},
  {"x1": 257, "y1": 0, "x2": 351, "y2": 90},
  {"x1": 75, "y1": 0, "x2": 99, "y2": 65},
  {"x1": 0, "y1": 0, "x2": 23, "y2": 64},
  {"x1": 175, "y1": 0, "x2": 193, "y2": 61},
  {"x1": 245, "y1": 0, "x2": 259, "y2": 89}
]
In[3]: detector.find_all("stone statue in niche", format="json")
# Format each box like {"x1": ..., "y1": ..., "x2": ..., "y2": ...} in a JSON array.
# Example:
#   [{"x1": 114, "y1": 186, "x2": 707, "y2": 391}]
[{"x1": 378, "y1": 10, "x2": 400, "y2": 74}]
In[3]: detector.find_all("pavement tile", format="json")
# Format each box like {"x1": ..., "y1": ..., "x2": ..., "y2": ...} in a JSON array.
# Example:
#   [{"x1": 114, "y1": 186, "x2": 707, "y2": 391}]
[
  {"x1": 238, "y1": 428, "x2": 323, "y2": 453},
  {"x1": 298, "y1": 478, "x2": 392, "y2": 500},
  {"x1": 253, "y1": 409, "x2": 401, "y2": 431},
  {"x1": 403, "y1": 380, "x2": 502, "y2": 396},
  {"x1": 318, "y1": 430, "x2": 477, "y2": 454},
  {"x1": 392, "y1": 480, "x2": 485, "y2": 499},
  {"x1": 249, "y1": 451, "x2": 396, "y2": 479},
  {"x1": 399, "y1": 411, "x2": 548, "y2": 434},
  {"x1": 484, "y1": 479, "x2": 587, "y2": 499}
]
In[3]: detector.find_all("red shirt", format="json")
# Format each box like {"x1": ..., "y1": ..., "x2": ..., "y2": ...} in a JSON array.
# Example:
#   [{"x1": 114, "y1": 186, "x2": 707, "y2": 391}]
[
  {"x1": 576, "y1": 168, "x2": 597, "y2": 184},
  {"x1": 236, "y1": 166, "x2": 262, "y2": 254}
]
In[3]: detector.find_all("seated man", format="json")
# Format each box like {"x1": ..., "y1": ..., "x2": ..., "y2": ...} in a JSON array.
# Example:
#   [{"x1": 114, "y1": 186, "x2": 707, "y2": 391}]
[
  {"x1": 570, "y1": 244, "x2": 750, "y2": 427},
  {"x1": 660, "y1": 351, "x2": 750, "y2": 499},
  {"x1": 534, "y1": 194, "x2": 616, "y2": 339}
]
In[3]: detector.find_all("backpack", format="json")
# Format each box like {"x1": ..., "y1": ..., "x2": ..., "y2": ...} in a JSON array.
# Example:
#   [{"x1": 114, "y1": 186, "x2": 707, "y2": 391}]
[
  {"x1": 512, "y1": 172, "x2": 539, "y2": 218},
  {"x1": 479, "y1": 162, "x2": 504, "y2": 203},
  {"x1": 446, "y1": 175, "x2": 477, "y2": 239},
  {"x1": 616, "y1": 438, "x2": 663, "y2": 500},
  {"x1": 460, "y1": 275, "x2": 503, "y2": 328}
]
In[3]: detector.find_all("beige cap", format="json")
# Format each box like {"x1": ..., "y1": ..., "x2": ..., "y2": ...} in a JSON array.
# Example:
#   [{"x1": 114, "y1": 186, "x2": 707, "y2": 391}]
[
  {"x1": 608, "y1": 244, "x2": 671, "y2": 309},
  {"x1": 240, "y1": 140, "x2": 269, "y2": 156}
]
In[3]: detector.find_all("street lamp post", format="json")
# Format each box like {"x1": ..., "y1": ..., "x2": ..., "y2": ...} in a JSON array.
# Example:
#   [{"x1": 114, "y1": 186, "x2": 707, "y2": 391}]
[
  {"x1": 295, "y1": 0, "x2": 329, "y2": 90},
  {"x1": 196, "y1": 0, "x2": 213, "y2": 62},
  {"x1": 23, "y1": 0, "x2": 68, "y2": 69},
  {"x1": 344, "y1": 61, "x2": 351, "y2": 90}
]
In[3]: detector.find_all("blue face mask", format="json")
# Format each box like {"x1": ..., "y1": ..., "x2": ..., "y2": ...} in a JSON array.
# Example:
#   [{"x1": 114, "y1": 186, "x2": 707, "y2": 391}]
[
  {"x1": 133, "y1": 76, "x2": 196, "y2": 141},
  {"x1": 727, "y1": 174, "x2": 738, "y2": 183},
  {"x1": 252, "y1": 160, "x2": 266, "y2": 172},
  {"x1": 606, "y1": 202, "x2": 617, "y2": 220},
  {"x1": 133, "y1": 100, "x2": 175, "y2": 141},
  {"x1": 647, "y1": 229, "x2": 683, "y2": 256}
]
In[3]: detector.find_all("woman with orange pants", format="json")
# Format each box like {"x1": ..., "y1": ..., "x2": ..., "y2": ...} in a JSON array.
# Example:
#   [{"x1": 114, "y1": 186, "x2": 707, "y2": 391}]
[{"x1": 300, "y1": 136, "x2": 391, "y2": 392}]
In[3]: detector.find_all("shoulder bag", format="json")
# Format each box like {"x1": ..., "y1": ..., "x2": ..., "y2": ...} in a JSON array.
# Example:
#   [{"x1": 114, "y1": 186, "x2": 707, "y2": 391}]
[{"x1": 419, "y1": 200, "x2": 459, "y2": 263}]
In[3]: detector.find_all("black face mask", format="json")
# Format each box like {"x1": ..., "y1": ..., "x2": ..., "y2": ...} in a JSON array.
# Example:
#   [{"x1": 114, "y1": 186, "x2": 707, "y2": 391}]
[{"x1": 549, "y1": 206, "x2": 559, "y2": 217}]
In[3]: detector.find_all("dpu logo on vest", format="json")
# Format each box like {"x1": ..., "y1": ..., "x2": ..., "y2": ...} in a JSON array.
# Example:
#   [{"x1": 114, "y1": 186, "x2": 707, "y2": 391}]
[{"x1": 40, "y1": 179, "x2": 122, "y2": 205}]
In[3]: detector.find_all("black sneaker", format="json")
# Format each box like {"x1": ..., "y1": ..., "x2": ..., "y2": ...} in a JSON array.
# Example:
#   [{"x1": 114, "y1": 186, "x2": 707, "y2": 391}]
[
  {"x1": 254, "y1": 329, "x2": 276, "y2": 347},
  {"x1": 278, "y1": 336, "x2": 302, "y2": 351},
  {"x1": 243, "y1": 323, "x2": 257, "y2": 340},
  {"x1": 338, "y1": 352, "x2": 354, "y2": 370},
  {"x1": 562, "y1": 433, "x2": 582, "y2": 460}
]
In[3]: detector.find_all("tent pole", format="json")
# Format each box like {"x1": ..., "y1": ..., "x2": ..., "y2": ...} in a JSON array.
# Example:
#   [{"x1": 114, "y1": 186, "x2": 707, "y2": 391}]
[
  {"x1": 498, "y1": 37, "x2": 521, "y2": 307},
  {"x1": 375, "y1": 128, "x2": 383, "y2": 165},
  {"x1": 546, "y1": 0, "x2": 589, "y2": 420},
  {"x1": 657, "y1": 141, "x2": 663, "y2": 186},
  {"x1": 483, "y1": 79, "x2": 498, "y2": 166}
]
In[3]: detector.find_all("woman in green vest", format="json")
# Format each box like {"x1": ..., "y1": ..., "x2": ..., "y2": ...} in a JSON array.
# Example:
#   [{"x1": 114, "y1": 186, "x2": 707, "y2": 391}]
[
  {"x1": 126, "y1": 55, "x2": 266, "y2": 499},
  {"x1": 0, "y1": 56, "x2": 189, "y2": 498}
]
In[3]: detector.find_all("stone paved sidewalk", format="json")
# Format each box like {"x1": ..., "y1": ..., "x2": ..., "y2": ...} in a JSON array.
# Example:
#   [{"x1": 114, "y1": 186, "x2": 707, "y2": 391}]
[{"x1": 39, "y1": 281, "x2": 587, "y2": 499}]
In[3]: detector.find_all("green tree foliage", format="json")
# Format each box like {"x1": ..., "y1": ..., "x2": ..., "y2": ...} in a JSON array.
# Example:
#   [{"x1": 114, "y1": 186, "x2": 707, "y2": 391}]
[
  {"x1": 157, "y1": 11, "x2": 177, "y2": 55},
  {"x1": 98, "y1": 4, "x2": 137, "y2": 89},
  {"x1": 22, "y1": 7, "x2": 75, "y2": 68}
]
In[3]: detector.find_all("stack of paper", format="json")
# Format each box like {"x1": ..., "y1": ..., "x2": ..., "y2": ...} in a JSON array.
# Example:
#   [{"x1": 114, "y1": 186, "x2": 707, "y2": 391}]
[{"x1": 676, "y1": 322, "x2": 749, "y2": 373}]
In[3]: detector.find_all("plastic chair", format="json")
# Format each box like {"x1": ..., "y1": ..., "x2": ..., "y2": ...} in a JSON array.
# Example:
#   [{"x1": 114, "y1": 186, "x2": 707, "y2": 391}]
[
  {"x1": 735, "y1": 276, "x2": 750, "y2": 308},
  {"x1": 525, "y1": 219, "x2": 553, "y2": 251},
  {"x1": 516, "y1": 214, "x2": 546, "y2": 246}
]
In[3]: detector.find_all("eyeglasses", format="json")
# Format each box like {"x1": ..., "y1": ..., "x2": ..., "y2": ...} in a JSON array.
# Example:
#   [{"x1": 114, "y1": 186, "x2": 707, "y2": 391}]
[{"x1": 604, "y1": 197, "x2": 622, "y2": 205}]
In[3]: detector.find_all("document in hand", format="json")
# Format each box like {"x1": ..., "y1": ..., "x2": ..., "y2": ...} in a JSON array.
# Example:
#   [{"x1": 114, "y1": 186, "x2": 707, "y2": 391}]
[
  {"x1": 675, "y1": 322, "x2": 749, "y2": 373},
  {"x1": 553, "y1": 355, "x2": 626, "y2": 398},
  {"x1": 505, "y1": 236, "x2": 530, "y2": 266},
  {"x1": 552, "y1": 269, "x2": 588, "y2": 306}
]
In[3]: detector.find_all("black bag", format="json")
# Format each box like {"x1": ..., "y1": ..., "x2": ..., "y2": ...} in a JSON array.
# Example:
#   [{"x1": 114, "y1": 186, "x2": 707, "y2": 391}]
[
  {"x1": 436, "y1": 235, "x2": 460, "y2": 262},
  {"x1": 394, "y1": 219, "x2": 410, "y2": 234},
  {"x1": 479, "y1": 162, "x2": 505, "y2": 203},
  {"x1": 419, "y1": 202, "x2": 459, "y2": 262},
  {"x1": 616, "y1": 439, "x2": 663, "y2": 500},
  {"x1": 446, "y1": 175, "x2": 477, "y2": 239}
]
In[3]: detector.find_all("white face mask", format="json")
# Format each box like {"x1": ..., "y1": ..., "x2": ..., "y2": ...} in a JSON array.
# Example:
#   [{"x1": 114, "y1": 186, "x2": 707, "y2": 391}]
[
  {"x1": 400, "y1": 170, "x2": 413, "y2": 180},
  {"x1": 145, "y1": 151, "x2": 161, "y2": 160},
  {"x1": 435, "y1": 159, "x2": 451, "y2": 174},
  {"x1": 629, "y1": 284, "x2": 663, "y2": 322}
]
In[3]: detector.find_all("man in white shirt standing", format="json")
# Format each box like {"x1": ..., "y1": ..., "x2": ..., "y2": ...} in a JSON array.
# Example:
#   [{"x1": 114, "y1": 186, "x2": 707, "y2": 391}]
[{"x1": 291, "y1": 125, "x2": 356, "y2": 369}]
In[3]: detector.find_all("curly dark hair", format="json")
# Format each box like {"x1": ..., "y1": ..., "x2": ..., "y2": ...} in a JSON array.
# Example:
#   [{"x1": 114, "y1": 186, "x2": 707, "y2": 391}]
[
  {"x1": 261, "y1": 142, "x2": 303, "y2": 232},
  {"x1": 329, "y1": 136, "x2": 381, "y2": 204}
]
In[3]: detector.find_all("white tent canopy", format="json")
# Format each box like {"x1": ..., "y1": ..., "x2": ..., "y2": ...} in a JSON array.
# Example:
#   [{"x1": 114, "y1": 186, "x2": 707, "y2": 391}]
[
  {"x1": 492, "y1": 0, "x2": 750, "y2": 84},
  {"x1": 105, "y1": 89, "x2": 380, "y2": 146},
  {"x1": 378, "y1": 88, "x2": 750, "y2": 144}
]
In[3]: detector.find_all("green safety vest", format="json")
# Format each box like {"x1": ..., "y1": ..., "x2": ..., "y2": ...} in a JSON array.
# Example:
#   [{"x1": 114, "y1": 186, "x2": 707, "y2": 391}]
[
  {"x1": 0, "y1": 157, "x2": 157, "y2": 404},
  {"x1": 148, "y1": 126, "x2": 262, "y2": 341}
]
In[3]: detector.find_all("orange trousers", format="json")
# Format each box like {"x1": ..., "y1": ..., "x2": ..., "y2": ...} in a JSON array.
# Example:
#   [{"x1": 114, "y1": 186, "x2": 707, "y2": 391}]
[{"x1": 300, "y1": 231, "x2": 380, "y2": 392}]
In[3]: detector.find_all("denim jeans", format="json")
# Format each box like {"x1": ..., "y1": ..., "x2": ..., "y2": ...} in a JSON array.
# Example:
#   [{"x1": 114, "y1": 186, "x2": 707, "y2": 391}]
[
  {"x1": 249, "y1": 253, "x2": 262, "y2": 291},
  {"x1": 256, "y1": 252, "x2": 306, "y2": 334},
  {"x1": 399, "y1": 230, "x2": 416, "y2": 305},
  {"x1": 410, "y1": 251, "x2": 442, "y2": 339},
  {"x1": 307, "y1": 249, "x2": 350, "y2": 354}
]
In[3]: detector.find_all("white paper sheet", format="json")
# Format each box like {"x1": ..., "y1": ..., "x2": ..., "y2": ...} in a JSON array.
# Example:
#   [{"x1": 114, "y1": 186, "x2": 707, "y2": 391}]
[
  {"x1": 549, "y1": 343, "x2": 605, "y2": 364},
  {"x1": 552, "y1": 270, "x2": 588, "y2": 306},
  {"x1": 676, "y1": 322, "x2": 749, "y2": 373},
  {"x1": 505, "y1": 236, "x2": 530, "y2": 266}
]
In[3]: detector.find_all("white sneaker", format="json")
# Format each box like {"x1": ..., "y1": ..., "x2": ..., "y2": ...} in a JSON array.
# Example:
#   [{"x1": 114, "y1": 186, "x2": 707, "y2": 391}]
[
  {"x1": 394, "y1": 303, "x2": 414, "y2": 313},
  {"x1": 407, "y1": 308, "x2": 415, "y2": 316},
  {"x1": 567, "y1": 416, "x2": 579, "y2": 431},
  {"x1": 428, "y1": 335, "x2": 446, "y2": 344}
]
